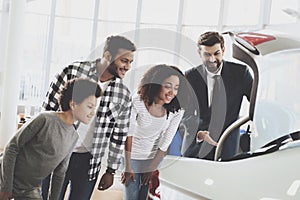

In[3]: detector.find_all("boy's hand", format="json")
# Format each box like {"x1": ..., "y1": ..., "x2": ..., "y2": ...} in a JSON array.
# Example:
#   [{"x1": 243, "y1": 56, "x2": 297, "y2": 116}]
[{"x1": 0, "y1": 191, "x2": 12, "y2": 200}]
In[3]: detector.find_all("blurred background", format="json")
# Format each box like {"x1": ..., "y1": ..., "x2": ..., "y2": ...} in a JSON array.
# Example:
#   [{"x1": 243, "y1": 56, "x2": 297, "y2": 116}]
[
  {"x1": 0, "y1": 0, "x2": 300, "y2": 148},
  {"x1": 1, "y1": 1, "x2": 300, "y2": 199}
]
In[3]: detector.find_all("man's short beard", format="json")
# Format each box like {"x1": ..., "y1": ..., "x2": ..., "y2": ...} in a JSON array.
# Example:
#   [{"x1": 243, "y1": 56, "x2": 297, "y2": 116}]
[
  {"x1": 205, "y1": 59, "x2": 222, "y2": 73},
  {"x1": 107, "y1": 61, "x2": 120, "y2": 78}
]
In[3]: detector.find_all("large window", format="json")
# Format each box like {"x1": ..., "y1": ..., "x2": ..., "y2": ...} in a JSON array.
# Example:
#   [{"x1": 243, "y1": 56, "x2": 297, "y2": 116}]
[
  {"x1": 26, "y1": 0, "x2": 51, "y2": 14},
  {"x1": 0, "y1": 0, "x2": 5, "y2": 111},
  {"x1": 20, "y1": 13, "x2": 49, "y2": 106},
  {"x1": 140, "y1": 0, "x2": 179, "y2": 25},
  {"x1": 0, "y1": 0, "x2": 2, "y2": 18},
  {"x1": 50, "y1": 17, "x2": 93, "y2": 77},
  {"x1": 270, "y1": 0, "x2": 299, "y2": 24},
  {"x1": 98, "y1": 0, "x2": 138, "y2": 23},
  {"x1": 182, "y1": 0, "x2": 220, "y2": 26},
  {"x1": 56, "y1": 0, "x2": 94, "y2": 19},
  {"x1": 95, "y1": 22, "x2": 135, "y2": 51},
  {"x1": 1, "y1": 0, "x2": 299, "y2": 116},
  {"x1": 225, "y1": 0, "x2": 261, "y2": 26}
]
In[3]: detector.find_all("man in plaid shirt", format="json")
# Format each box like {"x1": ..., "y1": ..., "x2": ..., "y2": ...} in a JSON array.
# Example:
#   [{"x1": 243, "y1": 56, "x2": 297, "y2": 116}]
[{"x1": 41, "y1": 35, "x2": 136, "y2": 200}]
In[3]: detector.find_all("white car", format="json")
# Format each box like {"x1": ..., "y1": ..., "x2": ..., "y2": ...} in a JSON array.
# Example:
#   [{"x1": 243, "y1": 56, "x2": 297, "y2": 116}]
[{"x1": 159, "y1": 32, "x2": 300, "y2": 200}]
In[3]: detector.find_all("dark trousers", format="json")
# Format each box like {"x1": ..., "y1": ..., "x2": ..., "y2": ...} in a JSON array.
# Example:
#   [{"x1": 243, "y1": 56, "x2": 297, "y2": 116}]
[{"x1": 41, "y1": 152, "x2": 98, "y2": 200}]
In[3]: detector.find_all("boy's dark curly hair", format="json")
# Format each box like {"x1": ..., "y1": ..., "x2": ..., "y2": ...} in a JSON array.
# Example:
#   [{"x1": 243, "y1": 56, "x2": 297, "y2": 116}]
[{"x1": 58, "y1": 78, "x2": 102, "y2": 111}]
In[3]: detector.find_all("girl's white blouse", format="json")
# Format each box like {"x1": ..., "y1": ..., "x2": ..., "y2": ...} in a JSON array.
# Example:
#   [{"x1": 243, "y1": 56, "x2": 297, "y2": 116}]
[{"x1": 128, "y1": 94, "x2": 184, "y2": 160}]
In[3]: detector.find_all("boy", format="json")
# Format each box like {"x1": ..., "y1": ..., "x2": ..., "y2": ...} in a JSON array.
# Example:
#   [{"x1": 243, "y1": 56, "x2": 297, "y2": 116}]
[
  {"x1": 42, "y1": 35, "x2": 136, "y2": 200},
  {"x1": 0, "y1": 78, "x2": 101, "y2": 200}
]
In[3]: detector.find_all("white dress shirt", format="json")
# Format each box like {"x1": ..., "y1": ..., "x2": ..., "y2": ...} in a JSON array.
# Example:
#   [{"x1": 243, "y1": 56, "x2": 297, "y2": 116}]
[
  {"x1": 206, "y1": 63, "x2": 223, "y2": 107},
  {"x1": 196, "y1": 63, "x2": 223, "y2": 143}
]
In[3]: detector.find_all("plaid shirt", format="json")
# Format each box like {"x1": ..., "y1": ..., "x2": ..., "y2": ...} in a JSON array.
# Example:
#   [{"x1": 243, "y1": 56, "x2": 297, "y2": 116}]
[{"x1": 43, "y1": 60, "x2": 131, "y2": 180}]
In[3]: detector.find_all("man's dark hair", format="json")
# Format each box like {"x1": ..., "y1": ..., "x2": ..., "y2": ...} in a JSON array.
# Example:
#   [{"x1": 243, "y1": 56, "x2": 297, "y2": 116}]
[
  {"x1": 138, "y1": 64, "x2": 185, "y2": 116},
  {"x1": 103, "y1": 35, "x2": 136, "y2": 60},
  {"x1": 198, "y1": 31, "x2": 225, "y2": 49},
  {"x1": 58, "y1": 78, "x2": 102, "y2": 111}
]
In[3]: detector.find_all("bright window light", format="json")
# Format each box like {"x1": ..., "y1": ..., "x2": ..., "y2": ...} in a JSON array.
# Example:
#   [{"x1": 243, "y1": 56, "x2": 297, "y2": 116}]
[
  {"x1": 140, "y1": 0, "x2": 179, "y2": 25},
  {"x1": 99, "y1": 0, "x2": 138, "y2": 23},
  {"x1": 182, "y1": 0, "x2": 220, "y2": 26},
  {"x1": 26, "y1": 0, "x2": 51, "y2": 15},
  {"x1": 0, "y1": 0, "x2": 3, "y2": 11},
  {"x1": 56, "y1": 0, "x2": 95, "y2": 19},
  {"x1": 225, "y1": 0, "x2": 260, "y2": 26},
  {"x1": 52, "y1": 17, "x2": 92, "y2": 67},
  {"x1": 19, "y1": 13, "x2": 49, "y2": 105},
  {"x1": 96, "y1": 22, "x2": 135, "y2": 47},
  {"x1": 182, "y1": 26, "x2": 217, "y2": 43},
  {"x1": 270, "y1": 0, "x2": 298, "y2": 24},
  {"x1": 2, "y1": 0, "x2": 299, "y2": 112}
]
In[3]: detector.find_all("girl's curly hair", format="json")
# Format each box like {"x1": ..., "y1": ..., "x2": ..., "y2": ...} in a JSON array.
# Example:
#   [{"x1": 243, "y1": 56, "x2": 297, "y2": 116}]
[{"x1": 138, "y1": 64, "x2": 185, "y2": 116}]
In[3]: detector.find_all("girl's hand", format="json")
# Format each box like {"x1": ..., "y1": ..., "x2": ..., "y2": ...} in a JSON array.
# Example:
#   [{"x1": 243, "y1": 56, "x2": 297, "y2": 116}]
[
  {"x1": 121, "y1": 170, "x2": 136, "y2": 186},
  {"x1": 141, "y1": 171, "x2": 153, "y2": 185}
]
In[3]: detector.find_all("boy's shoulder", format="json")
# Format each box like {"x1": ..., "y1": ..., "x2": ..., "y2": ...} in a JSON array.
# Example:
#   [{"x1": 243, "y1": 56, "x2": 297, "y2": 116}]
[
  {"x1": 38, "y1": 111, "x2": 55, "y2": 117},
  {"x1": 22, "y1": 112, "x2": 54, "y2": 130},
  {"x1": 34, "y1": 111, "x2": 57, "y2": 122}
]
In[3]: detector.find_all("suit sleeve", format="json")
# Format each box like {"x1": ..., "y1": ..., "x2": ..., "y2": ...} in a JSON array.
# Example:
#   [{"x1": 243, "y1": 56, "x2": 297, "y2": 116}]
[
  {"x1": 242, "y1": 66, "x2": 254, "y2": 101},
  {"x1": 183, "y1": 70, "x2": 197, "y2": 119}
]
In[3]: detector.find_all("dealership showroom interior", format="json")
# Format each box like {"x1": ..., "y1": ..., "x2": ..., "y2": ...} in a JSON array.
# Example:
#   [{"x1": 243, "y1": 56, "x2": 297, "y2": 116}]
[{"x1": 0, "y1": 0, "x2": 300, "y2": 200}]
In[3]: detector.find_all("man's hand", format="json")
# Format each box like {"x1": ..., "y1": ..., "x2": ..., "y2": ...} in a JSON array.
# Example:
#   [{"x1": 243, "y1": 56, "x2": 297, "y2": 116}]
[
  {"x1": 197, "y1": 130, "x2": 218, "y2": 146},
  {"x1": 0, "y1": 191, "x2": 12, "y2": 200},
  {"x1": 97, "y1": 173, "x2": 114, "y2": 191},
  {"x1": 121, "y1": 170, "x2": 136, "y2": 186}
]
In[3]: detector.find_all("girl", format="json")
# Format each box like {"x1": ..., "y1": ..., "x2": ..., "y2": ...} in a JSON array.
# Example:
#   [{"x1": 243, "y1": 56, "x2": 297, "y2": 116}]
[{"x1": 121, "y1": 64, "x2": 185, "y2": 200}]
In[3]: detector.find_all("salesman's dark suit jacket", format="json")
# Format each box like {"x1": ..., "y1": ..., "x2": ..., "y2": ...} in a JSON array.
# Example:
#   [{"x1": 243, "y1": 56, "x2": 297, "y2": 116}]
[{"x1": 181, "y1": 60, "x2": 253, "y2": 160}]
